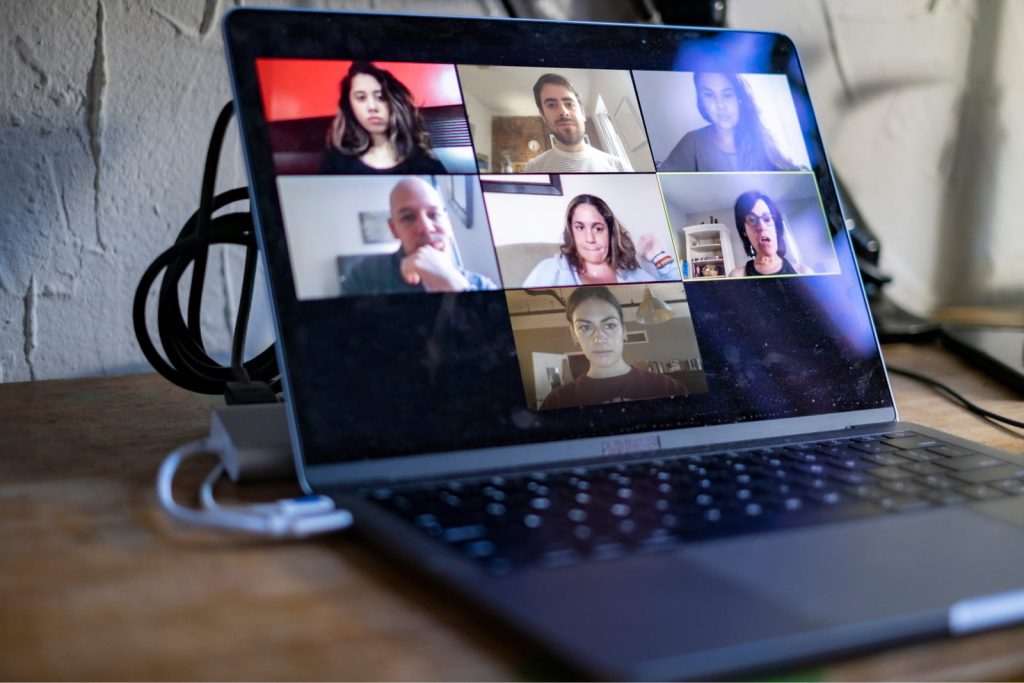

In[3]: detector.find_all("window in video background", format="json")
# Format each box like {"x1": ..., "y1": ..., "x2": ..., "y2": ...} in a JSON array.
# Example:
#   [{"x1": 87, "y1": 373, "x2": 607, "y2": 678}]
[
  {"x1": 458, "y1": 65, "x2": 655, "y2": 174},
  {"x1": 276, "y1": 174, "x2": 501, "y2": 299},
  {"x1": 482, "y1": 173, "x2": 680, "y2": 289},
  {"x1": 659, "y1": 171, "x2": 839, "y2": 279},
  {"x1": 255, "y1": 59, "x2": 476, "y2": 175},
  {"x1": 632, "y1": 70, "x2": 810, "y2": 173},
  {"x1": 505, "y1": 282, "x2": 706, "y2": 411}
]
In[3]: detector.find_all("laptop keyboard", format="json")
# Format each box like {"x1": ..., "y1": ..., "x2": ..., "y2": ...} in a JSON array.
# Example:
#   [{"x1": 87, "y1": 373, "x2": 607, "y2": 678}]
[{"x1": 363, "y1": 432, "x2": 1024, "y2": 575}]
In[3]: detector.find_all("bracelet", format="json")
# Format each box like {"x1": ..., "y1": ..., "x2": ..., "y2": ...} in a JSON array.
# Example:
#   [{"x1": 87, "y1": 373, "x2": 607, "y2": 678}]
[{"x1": 650, "y1": 250, "x2": 673, "y2": 269}]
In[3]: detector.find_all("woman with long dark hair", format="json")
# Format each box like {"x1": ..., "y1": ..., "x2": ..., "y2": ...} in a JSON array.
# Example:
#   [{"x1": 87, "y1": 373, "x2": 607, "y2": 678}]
[
  {"x1": 320, "y1": 62, "x2": 446, "y2": 174},
  {"x1": 521, "y1": 194, "x2": 679, "y2": 287},
  {"x1": 659, "y1": 72, "x2": 798, "y2": 172}
]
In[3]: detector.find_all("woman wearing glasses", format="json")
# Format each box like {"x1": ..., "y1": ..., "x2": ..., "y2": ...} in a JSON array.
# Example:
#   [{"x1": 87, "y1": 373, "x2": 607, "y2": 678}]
[{"x1": 728, "y1": 191, "x2": 813, "y2": 277}]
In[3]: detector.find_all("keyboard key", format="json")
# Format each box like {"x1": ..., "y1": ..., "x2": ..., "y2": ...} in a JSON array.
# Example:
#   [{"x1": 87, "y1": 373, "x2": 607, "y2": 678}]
[
  {"x1": 864, "y1": 453, "x2": 911, "y2": 467},
  {"x1": 826, "y1": 456, "x2": 872, "y2": 470},
  {"x1": 617, "y1": 519, "x2": 638, "y2": 535},
  {"x1": 878, "y1": 496, "x2": 931, "y2": 513},
  {"x1": 465, "y1": 540, "x2": 496, "y2": 558},
  {"x1": 371, "y1": 488, "x2": 393, "y2": 501},
  {"x1": 783, "y1": 450, "x2": 820, "y2": 463},
  {"x1": 957, "y1": 485, "x2": 1005, "y2": 501},
  {"x1": 851, "y1": 442, "x2": 896, "y2": 455},
  {"x1": 847, "y1": 484, "x2": 890, "y2": 500},
  {"x1": 783, "y1": 497, "x2": 803, "y2": 511},
  {"x1": 567, "y1": 508, "x2": 587, "y2": 523},
  {"x1": 900, "y1": 462, "x2": 946, "y2": 476},
  {"x1": 638, "y1": 532, "x2": 678, "y2": 553},
  {"x1": 806, "y1": 489, "x2": 843, "y2": 505},
  {"x1": 828, "y1": 469, "x2": 873, "y2": 485},
  {"x1": 883, "y1": 434, "x2": 943, "y2": 450},
  {"x1": 929, "y1": 445, "x2": 976, "y2": 458},
  {"x1": 934, "y1": 455, "x2": 1006, "y2": 472},
  {"x1": 814, "y1": 445, "x2": 866, "y2": 459},
  {"x1": 881, "y1": 479, "x2": 928, "y2": 496},
  {"x1": 868, "y1": 466, "x2": 914, "y2": 481},
  {"x1": 443, "y1": 524, "x2": 487, "y2": 543},
  {"x1": 997, "y1": 479, "x2": 1024, "y2": 495},
  {"x1": 540, "y1": 548, "x2": 581, "y2": 568},
  {"x1": 897, "y1": 449, "x2": 941, "y2": 462},
  {"x1": 592, "y1": 542, "x2": 627, "y2": 560},
  {"x1": 916, "y1": 474, "x2": 960, "y2": 489},
  {"x1": 949, "y1": 464, "x2": 1024, "y2": 485}
]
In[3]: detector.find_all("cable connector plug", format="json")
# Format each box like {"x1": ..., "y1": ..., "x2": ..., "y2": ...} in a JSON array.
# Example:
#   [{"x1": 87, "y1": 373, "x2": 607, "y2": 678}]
[
  {"x1": 155, "y1": 405, "x2": 353, "y2": 538},
  {"x1": 225, "y1": 380, "x2": 278, "y2": 405}
]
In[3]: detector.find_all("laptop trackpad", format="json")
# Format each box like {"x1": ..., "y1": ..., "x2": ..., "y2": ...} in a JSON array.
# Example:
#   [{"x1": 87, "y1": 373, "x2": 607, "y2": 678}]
[
  {"x1": 973, "y1": 495, "x2": 1024, "y2": 528},
  {"x1": 684, "y1": 507, "x2": 1024, "y2": 625}
]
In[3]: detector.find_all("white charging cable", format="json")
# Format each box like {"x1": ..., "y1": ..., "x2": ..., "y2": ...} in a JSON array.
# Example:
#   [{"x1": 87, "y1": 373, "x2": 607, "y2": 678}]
[{"x1": 157, "y1": 437, "x2": 353, "y2": 538}]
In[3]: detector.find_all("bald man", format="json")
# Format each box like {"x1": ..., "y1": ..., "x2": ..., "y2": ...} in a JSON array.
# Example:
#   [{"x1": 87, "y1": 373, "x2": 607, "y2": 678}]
[{"x1": 342, "y1": 177, "x2": 497, "y2": 295}]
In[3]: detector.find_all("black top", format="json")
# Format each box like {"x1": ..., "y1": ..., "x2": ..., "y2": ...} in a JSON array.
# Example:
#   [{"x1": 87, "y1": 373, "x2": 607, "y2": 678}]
[
  {"x1": 319, "y1": 146, "x2": 447, "y2": 175},
  {"x1": 744, "y1": 257, "x2": 798, "y2": 277}
]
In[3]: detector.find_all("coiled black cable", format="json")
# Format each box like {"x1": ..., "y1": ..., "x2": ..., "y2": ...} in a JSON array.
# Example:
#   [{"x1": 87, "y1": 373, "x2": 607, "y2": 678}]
[{"x1": 133, "y1": 102, "x2": 279, "y2": 397}]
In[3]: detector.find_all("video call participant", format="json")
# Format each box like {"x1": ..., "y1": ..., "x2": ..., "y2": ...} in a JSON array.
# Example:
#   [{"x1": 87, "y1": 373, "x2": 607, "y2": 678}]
[
  {"x1": 659, "y1": 72, "x2": 798, "y2": 173},
  {"x1": 343, "y1": 177, "x2": 497, "y2": 294},
  {"x1": 540, "y1": 286, "x2": 686, "y2": 410},
  {"x1": 728, "y1": 190, "x2": 813, "y2": 277},
  {"x1": 321, "y1": 62, "x2": 447, "y2": 175},
  {"x1": 524, "y1": 73, "x2": 633, "y2": 173},
  {"x1": 522, "y1": 194, "x2": 679, "y2": 287}
]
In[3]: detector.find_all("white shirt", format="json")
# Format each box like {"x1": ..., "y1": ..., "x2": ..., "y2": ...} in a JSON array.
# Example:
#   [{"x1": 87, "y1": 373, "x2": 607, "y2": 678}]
[{"x1": 523, "y1": 145, "x2": 633, "y2": 173}]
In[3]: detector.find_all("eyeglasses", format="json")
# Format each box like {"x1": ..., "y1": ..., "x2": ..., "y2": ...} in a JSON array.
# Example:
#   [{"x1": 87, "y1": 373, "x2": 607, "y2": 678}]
[{"x1": 743, "y1": 212, "x2": 775, "y2": 228}]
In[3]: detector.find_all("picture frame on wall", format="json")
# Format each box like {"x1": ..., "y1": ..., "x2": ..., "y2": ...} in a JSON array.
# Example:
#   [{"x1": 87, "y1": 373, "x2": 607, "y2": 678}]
[{"x1": 359, "y1": 210, "x2": 394, "y2": 244}]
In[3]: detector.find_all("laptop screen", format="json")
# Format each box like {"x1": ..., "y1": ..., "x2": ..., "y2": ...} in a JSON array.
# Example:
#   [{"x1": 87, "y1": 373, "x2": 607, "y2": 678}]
[{"x1": 224, "y1": 10, "x2": 893, "y2": 470}]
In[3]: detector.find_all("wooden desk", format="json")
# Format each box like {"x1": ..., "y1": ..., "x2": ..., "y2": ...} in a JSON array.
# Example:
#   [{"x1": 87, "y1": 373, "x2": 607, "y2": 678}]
[{"x1": 2, "y1": 343, "x2": 1022, "y2": 681}]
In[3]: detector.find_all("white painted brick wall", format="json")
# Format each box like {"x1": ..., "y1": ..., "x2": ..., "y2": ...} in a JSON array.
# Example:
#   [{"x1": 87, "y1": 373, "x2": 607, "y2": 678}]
[
  {"x1": 2, "y1": 0, "x2": 1019, "y2": 383},
  {"x1": 729, "y1": 0, "x2": 1024, "y2": 313},
  {"x1": 0, "y1": 0, "x2": 503, "y2": 383}
]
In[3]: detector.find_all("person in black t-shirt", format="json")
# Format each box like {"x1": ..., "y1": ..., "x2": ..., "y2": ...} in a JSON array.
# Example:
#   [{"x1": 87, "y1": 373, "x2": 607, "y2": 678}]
[
  {"x1": 540, "y1": 286, "x2": 686, "y2": 410},
  {"x1": 728, "y1": 191, "x2": 813, "y2": 277},
  {"x1": 320, "y1": 62, "x2": 446, "y2": 175}
]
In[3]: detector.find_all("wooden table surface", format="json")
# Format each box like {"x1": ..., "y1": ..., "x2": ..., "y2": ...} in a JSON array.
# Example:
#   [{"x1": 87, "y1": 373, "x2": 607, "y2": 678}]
[{"x1": 2, "y1": 342, "x2": 1023, "y2": 681}]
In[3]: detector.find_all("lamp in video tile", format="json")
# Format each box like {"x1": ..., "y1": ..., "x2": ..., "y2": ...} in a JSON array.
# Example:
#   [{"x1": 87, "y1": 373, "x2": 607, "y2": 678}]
[{"x1": 635, "y1": 286, "x2": 674, "y2": 325}]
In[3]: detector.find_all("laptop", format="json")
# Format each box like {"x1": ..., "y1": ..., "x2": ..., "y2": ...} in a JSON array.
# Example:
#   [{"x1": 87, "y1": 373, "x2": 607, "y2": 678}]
[{"x1": 223, "y1": 9, "x2": 1024, "y2": 679}]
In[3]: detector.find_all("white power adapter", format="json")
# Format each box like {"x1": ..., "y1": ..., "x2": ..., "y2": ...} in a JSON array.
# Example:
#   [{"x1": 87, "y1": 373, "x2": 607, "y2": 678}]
[{"x1": 156, "y1": 402, "x2": 353, "y2": 538}]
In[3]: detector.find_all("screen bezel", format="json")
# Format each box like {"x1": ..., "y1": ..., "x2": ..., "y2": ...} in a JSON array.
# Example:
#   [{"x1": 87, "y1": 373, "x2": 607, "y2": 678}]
[{"x1": 222, "y1": 8, "x2": 897, "y2": 492}]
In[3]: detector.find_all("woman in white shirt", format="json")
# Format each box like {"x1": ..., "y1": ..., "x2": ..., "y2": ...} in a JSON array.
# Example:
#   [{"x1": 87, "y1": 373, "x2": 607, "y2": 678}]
[{"x1": 522, "y1": 194, "x2": 680, "y2": 287}]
